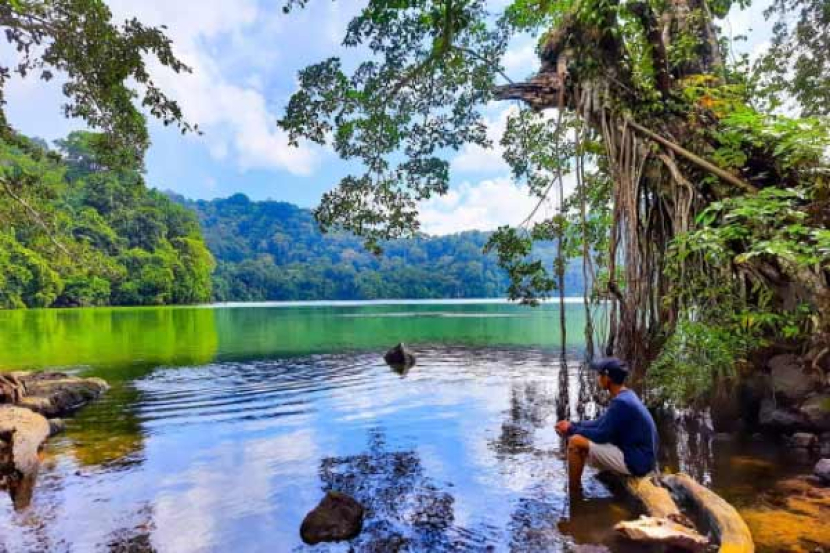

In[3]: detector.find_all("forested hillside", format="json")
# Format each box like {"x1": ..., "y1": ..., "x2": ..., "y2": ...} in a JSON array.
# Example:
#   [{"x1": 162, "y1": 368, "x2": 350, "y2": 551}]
[
  {"x1": 174, "y1": 193, "x2": 585, "y2": 301},
  {"x1": 0, "y1": 132, "x2": 214, "y2": 308},
  {"x1": 0, "y1": 128, "x2": 583, "y2": 309}
]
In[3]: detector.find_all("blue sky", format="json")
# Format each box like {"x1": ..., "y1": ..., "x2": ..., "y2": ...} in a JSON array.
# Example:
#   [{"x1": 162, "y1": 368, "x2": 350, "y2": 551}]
[{"x1": 4, "y1": 0, "x2": 770, "y2": 235}]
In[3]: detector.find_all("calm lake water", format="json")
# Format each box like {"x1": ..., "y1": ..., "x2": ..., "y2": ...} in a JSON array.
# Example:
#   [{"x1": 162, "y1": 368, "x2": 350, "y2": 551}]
[{"x1": 0, "y1": 302, "x2": 815, "y2": 552}]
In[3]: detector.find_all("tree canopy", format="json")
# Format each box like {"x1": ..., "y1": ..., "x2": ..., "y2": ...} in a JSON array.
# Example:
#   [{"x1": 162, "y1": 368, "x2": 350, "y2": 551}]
[{"x1": 0, "y1": 131, "x2": 213, "y2": 308}]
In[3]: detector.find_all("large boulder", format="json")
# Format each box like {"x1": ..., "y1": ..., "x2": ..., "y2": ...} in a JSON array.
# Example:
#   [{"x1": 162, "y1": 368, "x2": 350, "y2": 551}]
[
  {"x1": 800, "y1": 395, "x2": 830, "y2": 431},
  {"x1": 768, "y1": 354, "x2": 819, "y2": 404},
  {"x1": 383, "y1": 343, "x2": 416, "y2": 368},
  {"x1": 815, "y1": 459, "x2": 830, "y2": 484},
  {"x1": 300, "y1": 491, "x2": 364, "y2": 545},
  {"x1": 758, "y1": 398, "x2": 811, "y2": 432}
]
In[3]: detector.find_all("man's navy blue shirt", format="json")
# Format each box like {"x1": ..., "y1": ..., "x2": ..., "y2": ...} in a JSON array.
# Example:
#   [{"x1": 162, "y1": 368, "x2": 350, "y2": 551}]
[{"x1": 567, "y1": 389, "x2": 658, "y2": 476}]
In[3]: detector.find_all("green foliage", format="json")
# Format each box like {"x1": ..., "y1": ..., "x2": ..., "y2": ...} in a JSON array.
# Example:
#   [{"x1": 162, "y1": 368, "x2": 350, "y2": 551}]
[
  {"x1": 657, "y1": 105, "x2": 829, "y2": 404},
  {"x1": 0, "y1": 131, "x2": 214, "y2": 309},
  {"x1": 58, "y1": 274, "x2": 110, "y2": 307},
  {"x1": 0, "y1": 231, "x2": 62, "y2": 308},
  {"x1": 693, "y1": 187, "x2": 828, "y2": 269},
  {"x1": 710, "y1": 106, "x2": 830, "y2": 182},
  {"x1": 649, "y1": 320, "x2": 747, "y2": 406}
]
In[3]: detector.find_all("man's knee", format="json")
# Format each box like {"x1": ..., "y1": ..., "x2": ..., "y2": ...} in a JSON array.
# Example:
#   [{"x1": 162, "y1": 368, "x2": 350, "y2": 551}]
[{"x1": 568, "y1": 434, "x2": 590, "y2": 453}]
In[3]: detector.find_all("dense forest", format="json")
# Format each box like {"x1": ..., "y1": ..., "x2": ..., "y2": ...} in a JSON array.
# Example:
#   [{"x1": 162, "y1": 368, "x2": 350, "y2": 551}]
[
  {"x1": 174, "y1": 193, "x2": 585, "y2": 301},
  {"x1": 0, "y1": 128, "x2": 585, "y2": 309},
  {"x1": 0, "y1": 132, "x2": 213, "y2": 308}
]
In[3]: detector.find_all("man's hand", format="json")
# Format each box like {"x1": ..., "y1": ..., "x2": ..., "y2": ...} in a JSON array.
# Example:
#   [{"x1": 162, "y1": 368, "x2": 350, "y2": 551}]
[{"x1": 555, "y1": 420, "x2": 571, "y2": 436}]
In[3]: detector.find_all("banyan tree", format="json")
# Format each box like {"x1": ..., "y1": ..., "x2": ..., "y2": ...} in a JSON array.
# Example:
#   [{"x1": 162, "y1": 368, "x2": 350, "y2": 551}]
[{"x1": 280, "y1": 0, "x2": 829, "y2": 403}]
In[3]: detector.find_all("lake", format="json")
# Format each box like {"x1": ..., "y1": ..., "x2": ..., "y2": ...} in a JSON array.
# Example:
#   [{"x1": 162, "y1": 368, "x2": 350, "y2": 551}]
[{"x1": 0, "y1": 302, "x2": 814, "y2": 551}]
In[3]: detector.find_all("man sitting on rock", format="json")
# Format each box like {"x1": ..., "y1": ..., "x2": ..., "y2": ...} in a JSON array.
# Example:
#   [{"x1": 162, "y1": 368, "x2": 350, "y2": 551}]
[{"x1": 555, "y1": 357, "x2": 659, "y2": 492}]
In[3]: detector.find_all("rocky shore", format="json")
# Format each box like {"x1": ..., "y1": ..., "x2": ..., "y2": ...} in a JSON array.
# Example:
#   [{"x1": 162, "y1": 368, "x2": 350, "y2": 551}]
[
  {"x1": 706, "y1": 348, "x2": 830, "y2": 550},
  {"x1": 0, "y1": 371, "x2": 108, "y2": 509},
  {"x1": 712, "y1": 351, "x2": 830, "y2": 454}
]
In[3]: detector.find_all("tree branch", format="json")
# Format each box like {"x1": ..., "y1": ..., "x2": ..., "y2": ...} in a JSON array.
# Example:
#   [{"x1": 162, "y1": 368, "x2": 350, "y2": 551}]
[
  {"x1": 0, "y1": 177, "x2": 70, "y2": 256},
  {"x1": 625, "y1": 119, "x2": 758, "y2": 194}
]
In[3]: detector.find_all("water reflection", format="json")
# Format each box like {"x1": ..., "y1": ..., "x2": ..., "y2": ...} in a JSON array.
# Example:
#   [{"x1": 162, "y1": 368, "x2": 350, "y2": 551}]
[
  {"x1": 0, "y1": 308, "x2": 817, "y2": 551},
  {"x1": 0, "y1": 307, "x2": 218, "y2": 374},
  {"x1": 490, "y1": 381, "x2": 558, "y2": 458},
  {"x1": 105, "y1": 503, "x2": 155, "y2": 552},
  {"x1": 305, "y1": 430, "x2": 463, "y2": 552},
  {"x1": 0, "y1": 302, "x2": 588, "y2": 372}
]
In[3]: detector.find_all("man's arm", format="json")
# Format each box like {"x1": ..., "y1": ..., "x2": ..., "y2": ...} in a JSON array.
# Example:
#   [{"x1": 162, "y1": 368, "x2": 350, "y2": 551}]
[
  {"x1": 573, "y1": 416, "x2": 602, "y2": 429},
  {"x1": 567, "y1": 401, "x2": 623, "y2": 444}
]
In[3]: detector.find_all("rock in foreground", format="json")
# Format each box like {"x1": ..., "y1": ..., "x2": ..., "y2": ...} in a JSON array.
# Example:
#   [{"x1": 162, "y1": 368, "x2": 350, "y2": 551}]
[
  {"x1": 300, "y1": 491, "x2": 364, "y2": 545},
  {"x1": 615, "y1": 516, "x2": 708, "y2": 552},
  {"x1": 815, "y1": 458, "x2": 830, "y2": 483},
  {"x1": 0, "y1": 371, "x2": 109, "y2": 509},
  {"x1": 0, "y1": 405, "x2": 51, "y2": 478},
  {"x1": 384, "y1": 343, "x2": 416, "y2": 368},
  {"x1": 15, "y1": 371, "x2": 109, "y2": 417}
]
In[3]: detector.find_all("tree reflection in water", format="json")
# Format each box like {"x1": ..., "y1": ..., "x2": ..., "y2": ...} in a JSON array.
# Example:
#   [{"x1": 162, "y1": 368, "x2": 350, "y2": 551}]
[
  {"x1": 305, "y1": 430, "x2": 464, "y2": 552},
  {"x1": 104, "y1": 503, "x2": 155, "y2": 553}
]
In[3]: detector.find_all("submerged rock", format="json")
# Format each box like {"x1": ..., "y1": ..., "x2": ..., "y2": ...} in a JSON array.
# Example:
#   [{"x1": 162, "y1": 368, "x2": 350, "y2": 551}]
[
  {"x1": 384, "y1": 343, "x2": 416, "y2": 368},
  {"x1": 300, "y1": 491, "x2": 364, "y2": 545},
  {"x1": 815, "y1": 459, "x2": 830, "y2": 483},
  {"x1": 614, "y1": 516, "x2": 708, "y2": 551},
  {"x1": 740, "y1": 475, "x2": 830, "y2": 550}
]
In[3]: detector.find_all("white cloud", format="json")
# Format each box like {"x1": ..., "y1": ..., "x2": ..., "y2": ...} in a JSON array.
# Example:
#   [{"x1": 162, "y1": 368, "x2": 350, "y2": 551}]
[
  {"x1": 104, "y1": 0, "x2": 319, "y2": 176},
  {"x1": 503, "y1": 42, "x2": 539, "y2": 78},
  {"x1": 419, "y1": 176, "x2": 575, "y2": 235}
]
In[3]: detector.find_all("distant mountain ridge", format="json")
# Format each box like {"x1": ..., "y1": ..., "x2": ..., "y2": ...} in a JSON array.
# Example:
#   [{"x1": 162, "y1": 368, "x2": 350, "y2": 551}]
[{"x1": 170, "y1": 192, "x2": 586, "y2": 302}]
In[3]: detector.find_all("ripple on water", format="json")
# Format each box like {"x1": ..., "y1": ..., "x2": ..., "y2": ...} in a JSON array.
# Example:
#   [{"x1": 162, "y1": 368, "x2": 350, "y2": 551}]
[{"x1": 0, "y1": 345, "x2": 806, "y2": 552}]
